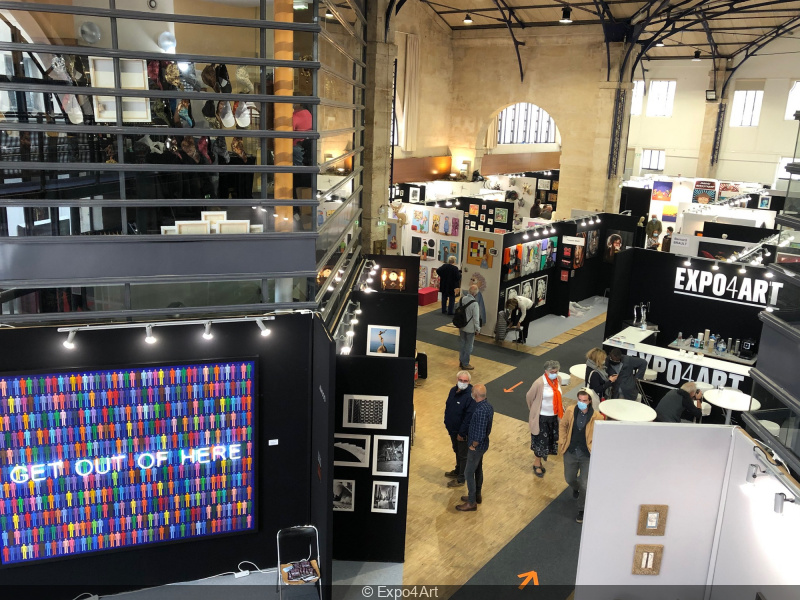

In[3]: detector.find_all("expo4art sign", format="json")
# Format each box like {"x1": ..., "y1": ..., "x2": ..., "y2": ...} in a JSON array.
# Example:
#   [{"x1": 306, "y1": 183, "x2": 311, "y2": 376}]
[
  {"x1": 625, "y1": 351, "x2": 747, "y2": 389},
  {"x1": 674, "y1": 267, "x2": 783, "y2": 308}
]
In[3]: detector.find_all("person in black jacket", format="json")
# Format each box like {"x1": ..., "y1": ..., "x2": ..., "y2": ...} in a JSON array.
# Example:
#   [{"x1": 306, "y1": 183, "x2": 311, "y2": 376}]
[
  {"x1": 606, "y1": 348, "x2": 647, "y2": 400},
  {"x1": 655, "y1": 382, "x2": 704, "y2": 423},
  {"x1": 444, "y1": 370, "x2": 476, "y2": 487},
  {"x1": 584, "y1": 347, "x2": 617, "y2": 401},
  {"x1": 436, "y1": 256, "x2": 462, "y2": 316}
]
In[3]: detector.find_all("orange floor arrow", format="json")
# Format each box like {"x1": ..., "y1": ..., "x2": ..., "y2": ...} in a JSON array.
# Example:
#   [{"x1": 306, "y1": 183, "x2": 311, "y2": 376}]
[
  {"x1": 518, "y1": 570, "x2": 539, "y2": 589},
  {"x1": 504, "y1": 381, "x2": 523, "y2": 393}
]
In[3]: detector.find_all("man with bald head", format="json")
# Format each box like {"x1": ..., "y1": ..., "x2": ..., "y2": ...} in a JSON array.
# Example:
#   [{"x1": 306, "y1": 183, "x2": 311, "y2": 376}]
[
  {"x1": 456, "y1": 383, "x2": 494, "y2": 512},
  {"x1": 457, "y1": 284, "x2": 481, "y2": 370}
]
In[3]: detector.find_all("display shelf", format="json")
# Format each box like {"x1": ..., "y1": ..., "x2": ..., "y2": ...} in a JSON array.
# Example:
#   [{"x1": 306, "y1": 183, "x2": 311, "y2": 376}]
[{"x1": 667, "y1": 341, "x2": 757, "y2": 366}]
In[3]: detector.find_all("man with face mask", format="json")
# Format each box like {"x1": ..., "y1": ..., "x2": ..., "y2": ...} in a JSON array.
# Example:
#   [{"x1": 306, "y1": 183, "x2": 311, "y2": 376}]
[
  {"x1": 443, "y1": 370, "x2": 475, "y2": 488},
  {"x1": 606, "y1": 348, "x2": 647, "y2": 400},
  {"x1": 559, "y1": 388, "x2": 601, "y2": 524}
]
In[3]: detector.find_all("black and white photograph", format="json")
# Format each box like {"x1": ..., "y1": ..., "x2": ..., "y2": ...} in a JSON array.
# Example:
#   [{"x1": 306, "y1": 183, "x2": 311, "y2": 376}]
[
  {"x1": 506, "y1": 283, "x2": 521, "y2": 300},
  {"x1": 333, "y1": 479, "x2": 355, "y2": 512},
  {"x1": 333, "y1": 433, "x2": 371, "y2": 468},
  {"x1": 372, "y1": 435, "x2": 409, "y2": 477},
  {"x1": 343, "y1": 394, "x2": 389, "y2": 430},
  {"x1": 534, "y1": 275, "x2": 548, "y2": 308},
  {"x1": 371, "y1": 481, "x2": 400, "y2": 514},
  {"x1": 522, "y1": 281, "x2": 533, "y2": 301}
]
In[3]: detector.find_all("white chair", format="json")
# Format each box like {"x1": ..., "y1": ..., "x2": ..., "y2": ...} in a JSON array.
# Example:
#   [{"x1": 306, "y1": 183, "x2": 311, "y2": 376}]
[{"x1": 643, "y1": 369, "x2": 657, "y2": 381}]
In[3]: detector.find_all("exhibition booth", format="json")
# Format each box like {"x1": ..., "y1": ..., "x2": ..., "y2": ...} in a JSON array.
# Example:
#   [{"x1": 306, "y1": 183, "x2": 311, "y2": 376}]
[{"x1": 0, "y1": 315, "x2": 334, "y2": 598}]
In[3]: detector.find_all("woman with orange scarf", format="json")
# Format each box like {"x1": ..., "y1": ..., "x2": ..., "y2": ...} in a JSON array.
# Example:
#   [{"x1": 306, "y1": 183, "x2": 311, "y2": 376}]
[{"x1": 526, "y1": 360, "x2": 564, "y2": 478}]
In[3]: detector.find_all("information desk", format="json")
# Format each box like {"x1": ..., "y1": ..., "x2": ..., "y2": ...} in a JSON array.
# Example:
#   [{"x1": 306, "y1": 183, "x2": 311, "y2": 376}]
[
  {"x1": 667, "y1": 340, "x2": 757, "y2": 367},
  {"x1": 605, "y1": 327, "x2": 752, "y2": 391}
]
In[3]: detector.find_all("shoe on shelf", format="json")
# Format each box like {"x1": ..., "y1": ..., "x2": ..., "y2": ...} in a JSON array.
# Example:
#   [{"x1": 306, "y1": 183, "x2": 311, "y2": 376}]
[
  {"x1": 461, "y1": 494, "x2": 482, "y2": 504},
  {"x1": 573, "y1": 488, "x2": 580, "y2": 499},
  {"x1": 447, "y1": 479, "x2": 464, "y2": 488},
  {"x1": 455, "y1": 502, "x2": 477, "y2": 512},
  {"x1": 576, "y1": 510, "x2": 584, "y2": 524},
  {"x1": 444, "y1": 469, "x2": 458, "y2": 478}
]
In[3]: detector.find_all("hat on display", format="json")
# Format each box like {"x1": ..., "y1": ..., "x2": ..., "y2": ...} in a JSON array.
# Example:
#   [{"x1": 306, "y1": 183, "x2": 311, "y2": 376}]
[
  {"x1": 236, "y1": 66, "x2": 254, "y2": 93},
  {"x1": 201, "y1": 64, "x2": 220, "y2": 92},
  {"x1": 218, "y1": 101, "x2": 235, "y2": 128},
  {"x1": 234, "y1": 100, "x2": 252, "y2": 128},
  {"x1": 197, "y1": 136, "x2": 213, "y2": 164},
  {"x1": 180, "y1": 136, "x2": 201, "y2": 163},
  {"x1": 147, "y1": 60, "x2": 162, "y2": 88},
  {"x1": 231, "y1": 136, "x2": 247, "y2": 161},
  {"x1": 213, "y1": 136, "x2": 230, "y2": 163},
  {"x1": 201, "y1": 100, "x2": 220, "y2": 128},
  {"x1": 164, "y1": 63, "x2": 183, "y2": 89},
  {"x1": 215, "y1": 64, "x2": 232, "y2": 93}
]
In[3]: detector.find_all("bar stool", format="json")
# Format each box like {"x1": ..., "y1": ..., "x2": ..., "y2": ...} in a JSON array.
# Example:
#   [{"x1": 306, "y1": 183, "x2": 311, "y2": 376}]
[
  {"x1": 558, "y1": 372, "x2": 571, "y2": 386},
  {"x1": 643, "y1": 369, "x2": 657, "y2": 381}
]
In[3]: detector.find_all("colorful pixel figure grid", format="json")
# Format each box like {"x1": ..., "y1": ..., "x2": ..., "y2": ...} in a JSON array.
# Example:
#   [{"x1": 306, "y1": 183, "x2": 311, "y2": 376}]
[{"x1": 0, "y1": 361, "x2": 256, "y2": 565}]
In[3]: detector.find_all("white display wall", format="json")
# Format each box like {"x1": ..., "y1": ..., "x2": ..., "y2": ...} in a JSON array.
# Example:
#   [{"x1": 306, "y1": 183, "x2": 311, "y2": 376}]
[
  {"x1": 459, "y1": 230, "x2": 505, "y2": 335},
  {"x1": 576, "y1": 424, "x2": 800, "y2": 599},
  {"x1": 388, "y1": 204, "x2": 464, "y2": 289}
]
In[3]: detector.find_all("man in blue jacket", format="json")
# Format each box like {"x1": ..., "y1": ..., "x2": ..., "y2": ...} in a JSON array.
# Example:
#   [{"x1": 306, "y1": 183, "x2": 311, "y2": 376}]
[
  {"x1": 443, "y1": 370, "x2": 475, "y2": 488},
  {"x1": 456, "y1": 383, "x2": 493, "y2": 511}
]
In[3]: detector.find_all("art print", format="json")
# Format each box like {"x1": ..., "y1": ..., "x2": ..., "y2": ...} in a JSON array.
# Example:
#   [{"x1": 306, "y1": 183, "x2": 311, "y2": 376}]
[
  {"x1": 432, "y1": 214, "x2": 441, "y2": 234},
  {"x1": 441, "y1": 214, "x2": 452, "y2": 235},
  {"x1": 469, "y1": 204, "x2": 479, "y2": 216},
  {"x1": 506, "y1": 283, "x2": 520, "y2": 300},
  {"x1": 371, "y1": 481, "x2": 399, "y2": 514},
  {"x1": 494, "y1": 207, "x2": 509, "y2": 223},
  {"x1": 429, "y1": 268, "x2": 440, "y2": 289},
  {"x1": 603, "y1": 229, "x2": 633, "y2": 263},
  {"x1": 467, "y1": 237, "x2": 493, "y2": 268},
  {"x1": 573, "y1": 232, "x2": 586, "y2": 269},
  {"x1": 586, "y1": 229, "x2": 599, "y2": 258},
  {"x1": 387, "y1": 222, "x2": 398, "y2": 251},
  {"x1": 411, "y1": 209, "x2": 429, "y2": 233},
  {"x1": 450, "y1": 216, "x2": 460, "y2": 237},
  {"x1": 522, "y1": 241, "x2": 541, "y2": 275},
  {"x1": 662, "y1": 204, "x2": 678, "y2": 223},
  {"x1": 372, "y1": 435, "x2": 409, "y2": 477},
  {"x1": 419, "y1": 265, "x2": 428, "y2": 288},
  {"x1": 552, "y1": 180, "x2": 559, "y2": 191},
  {"x1": 333, "y1": 480, "x2": 354, "y2": 512},
  {"x1": 521, "y1": 281, "x2": 533, "y2": 300},
  {"x1": 480, "y1": 214, "x2": 486, "y2": 223},
  {"x1": 651, "y1": 181, "x2": 673, "y2": 202},
  {"x1": 537, "y1": 179, "x2": 551, "y2": 191},
  {"x1": 502, "y1": 243, "x2": 522, "y2": 281},
  {"x1": 343, "y1": 394, "x2": 389, "y2": 429},
  {"x1": 366, "y1": 325, "x2": 400, "y2": 357},
  {"x1": 333, "y1": 433, "x2": 370, "y2": 468},
  {"x1": 409, "y1": 187, "x2": 421, "y2": 203},
  {"x1": 693, "y1": 180, "x2": 717, "y2": 204},
  {"x1": 487, "y1": 218, "x2": 494, "y2": 225},
  {"x1": 534, "y1": 276, "x2": 548, "y2": 307}
]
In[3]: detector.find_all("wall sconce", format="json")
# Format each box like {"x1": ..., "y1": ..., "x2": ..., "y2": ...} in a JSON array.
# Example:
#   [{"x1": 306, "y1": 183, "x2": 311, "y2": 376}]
[
  {"x1": 774, "y1": 493, "x2": 796, "y2": 514},
  {"x1": 79, "y1": 22, "x2": 102, "y2": 44},
  {"x1": 706, "y1": 90, "x2": 717, "y2": 101}
]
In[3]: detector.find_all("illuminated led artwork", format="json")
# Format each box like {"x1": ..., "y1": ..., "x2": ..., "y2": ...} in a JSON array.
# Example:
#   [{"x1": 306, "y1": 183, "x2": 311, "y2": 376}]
[{"x1": 0, "y1": 361, "x2": 256, "y2": 565}]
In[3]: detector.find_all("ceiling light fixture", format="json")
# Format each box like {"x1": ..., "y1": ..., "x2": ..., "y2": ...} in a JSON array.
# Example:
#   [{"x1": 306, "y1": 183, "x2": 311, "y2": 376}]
[
  {"x1": 145, "y1": 325, "x2": 157, "y2": 344},
  {"x1": 202, "y1": 322, "x2": 213, "y2": 340},
  {"x1": 256, "y1": 319, "x2": 271, "y2": 337},
  {"x1": 560, "y1": 7, "x2": 572, "y2": 24},
  {"x1": 693, "y1": 50, "x2": 701, "y2": 61},
  {"x1": 712, "y1": 261, "x2": 720, "y2": 271},
  {"x1": 463, "y1": 13, "x2": 473, "y2": 24},
  {"x1": 655, "y1": 40, "x2": 665, "y2": 47},
  {"x1": 63, "y1": 330, "x2": 77, "y2": 350},
  {"x1": 325, "y1": 7, "x2": 333, "y2": 18}
]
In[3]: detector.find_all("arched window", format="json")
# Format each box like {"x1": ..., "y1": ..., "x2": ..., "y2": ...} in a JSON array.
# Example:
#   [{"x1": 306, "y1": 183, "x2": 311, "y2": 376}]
[{"x1": 496, "y1": 103, "x2": 556, "y2": 144}]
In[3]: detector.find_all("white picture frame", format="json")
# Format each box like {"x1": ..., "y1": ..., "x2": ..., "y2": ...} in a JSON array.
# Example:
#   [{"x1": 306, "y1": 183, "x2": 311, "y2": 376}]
[
  {"x1": 372, "y1": 435, "x2": 409, "y2": 477},
  {"x1": 216, "y1": 220, "x2": 251, "y2": 234},
  {"x1": 89, "y1": 57, "x2": 150, "y2": 122},
  {"x1": 201, "y1": 211, "x2": 228, "y2": 226},
  {"x1": 333, "y1": 479, "x2": 355, "y2": 512},
  {"x1": 175, "y1": 220, "x2": 211, "y2": 235},
  {"x1": 366, "y1": 325, "x2": 400, "y2": 357},
  {"x1": 371, "y1": 481, "x2": 400, "y2": 514},
  {"x1": 160, "y1": 226, "x2": 177, "y2": 235},
  {"x1": 333, "y1": 433, "x2": 370, "y2": 468},
  {"x1": 249, "y1": 224, "x2": 264, "y2": 233},
  {"x1": 343, "y1": 394, "x2": 389, "y2": 430}
]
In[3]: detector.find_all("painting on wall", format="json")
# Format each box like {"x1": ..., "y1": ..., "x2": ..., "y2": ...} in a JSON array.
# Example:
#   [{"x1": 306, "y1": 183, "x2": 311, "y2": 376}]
[
  {"x1": 651, "y1": 181, "x2": 673, "y2": 202},
  {"x1": 502, "y1": 243, "x2": 522, "y2": 281},
  {"x1": 387, "y1": 222, "x2": 398, "y2": 251},
  {"x1": 494, "y1": 207, "x2": 509, "y2": 224},
  {"x1": 603, "y1": 229, "x2": 634, "y2": 263},
  {"x1": 419, "y1": 265, "x2": 428, "y2": 288},
  {"x1": 366, "y1": 325, "x2": 400, "y2": 357},
  {"x1": 439, "y1": 240, "x2": 460, "y2": 263},
  {"x1": 450, "y1": 216, "x2": 460, "y2": 237},
  {"x1": 411, "y1": 209, "x2": 429, "y2": 233},
  {"x1": 333, "y1": 479, "x2": 354, "y2": 512},
  {"x1": 521, "y1": 241, "x2": 541, "y2": 276},
  {"x1": 661, "y1": 204, "x2": 678, "y2": 223},
  {"x1": 692, "y1": 180, "x2": 717, "y2": 204},
  {"x1": 573, "y1": 233, "x2": 586, "y2": 269},
  {"x1": 432, "y1": 214, "x2": 441, "y2": 234},
  {"x1": 534, "y1": 275, "x2": 548, "y2": 308},
  {"x1": 469, "y1": 204, "x2": 479, "y2": 216},
  {"x1": 429, "y1": 268, "x2": 440, "y2": 289},
  {"x1": 537, "y1": 179, "x2": 551, "y2": 191},
  {"x1": 409, "y1": 187, "x2": 421, "y2": 203},
  {"x1": 586, "y1": 229, "x2": 600, "y2": 259},
  {"x1": 467, "y1": 237, "x2": 494, "y2": 268}
]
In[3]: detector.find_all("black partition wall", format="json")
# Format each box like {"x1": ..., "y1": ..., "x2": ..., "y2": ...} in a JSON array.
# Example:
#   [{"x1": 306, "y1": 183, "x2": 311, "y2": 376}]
[
  {"x1": 0, "y1": 315, "x2": 333, "y2": 598},
  {"x1": 332, "y1": 255, "x2": 418, "y2": 563}
]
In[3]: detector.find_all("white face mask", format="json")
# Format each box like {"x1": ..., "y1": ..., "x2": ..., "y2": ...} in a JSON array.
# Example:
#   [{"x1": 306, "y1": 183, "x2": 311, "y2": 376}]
[{"x1": 457, "y1": 381, "x2": 469, "y2": 390}]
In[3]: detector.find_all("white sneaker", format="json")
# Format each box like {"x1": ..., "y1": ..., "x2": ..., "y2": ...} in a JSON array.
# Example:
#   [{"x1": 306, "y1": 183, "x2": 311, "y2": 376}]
[
  {"x1": 234, "y1": 100, "x2": 251, "y2": 127},
  {"x1": 218, "y1": 101, "x2": 234, "y2": 128}
]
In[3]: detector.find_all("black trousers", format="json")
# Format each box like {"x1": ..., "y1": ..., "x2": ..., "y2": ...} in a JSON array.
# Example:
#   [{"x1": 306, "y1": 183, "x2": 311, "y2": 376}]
[{"x1": 449, "y1": 432, "x2": 468, "y2": 482}]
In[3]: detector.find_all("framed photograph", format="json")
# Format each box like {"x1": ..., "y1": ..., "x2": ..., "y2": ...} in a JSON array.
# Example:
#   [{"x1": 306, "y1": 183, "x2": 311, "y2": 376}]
[
  {"x1": 217, "y1": 220, "x2": 251, "y2": 234},
  {"x1": 487, "y1": 218, "x2": 494, "y2": 225},
  {"x1": 537, "y1": 178, "x2": 551, "y2": 191},
  {"x1": 371, "y1": 481, "x2": 399, "y2": 514},
  {"x1": 506, "y1": 283, "x2": 520, "y2": 299},
  {"x1": 521, "y1": 281, "x2": 533, "y2": 300},
  {"x1": 333, "y1": 433, "x2": 370, "y2": 468},
  {"x1": 637, "y1": 504, "x2": 669, "y2": 536},
  {"x1": 411, "y1": 209, "x2": 430, "y2": 233},
  {"x1": 90, "y1": 57, "x2": 150, "y2": 122},
  {"x1": 480, "y1": 214, "x2": 486, "y2": 223},
  {"x1": 534, "y1": 275, "x2": 548, "y2": 308},
  {"x1": 201, "y1": 211, "x2": 228, "y2": 226},
  {"x1": 632, "y1": 544, "x2": 664, "y2": 576},
  {"x1": 160, "y1": 226, "x2": 177, "y2": 235},
  {"x1": 409, "y1": 187, "x2": 421, "y2": 203},
  {"x1": 372, "y1": 435, "x2": 409, "y2": 477},
  {"x1": 343, "y1": 394, "x2": 388, "y2": 430},
  {"x1": 175, "y1": 220, "x2": 211, "y2": 235},
  {"x1": 758, "y1": 195, "x2": 771, "y2": 209},
  {"x1": 333, "y1": 479, "x2": 354, "y2": 512},
  {"x1": 366, "y1": 325, "x2": 400, "y2": 357}
]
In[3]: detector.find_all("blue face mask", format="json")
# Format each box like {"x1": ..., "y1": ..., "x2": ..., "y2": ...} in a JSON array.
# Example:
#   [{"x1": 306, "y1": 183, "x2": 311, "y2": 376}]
[
  {"x1": 577, "y1": 401, "x2": 589, "y2": 411},
  {"x1": 547, "y1": 372, "x2": 558, "y2": 380}
]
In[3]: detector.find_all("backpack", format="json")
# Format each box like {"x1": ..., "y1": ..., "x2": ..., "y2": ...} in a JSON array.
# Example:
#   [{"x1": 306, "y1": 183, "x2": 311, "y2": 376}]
[{"x1": 452, "y1": 299, "x2": 476, "y2": 329}]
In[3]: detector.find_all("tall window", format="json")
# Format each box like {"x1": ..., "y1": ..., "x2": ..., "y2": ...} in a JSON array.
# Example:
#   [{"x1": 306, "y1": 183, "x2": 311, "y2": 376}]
[
  {"x1": 641, "y1": 149, "x2": 665, "y2": 171},
  {"x1": 730, "y1": 90, "x2": 764, "y2": 127},
  {"x1": 785, "y1": 81, "x2": 800, "y2": 120},
  {"x1": 646, "y1": 80, "x2": 677, "y2": 117},
  {"x1": 497, "y1": 102, "x2": 556, "y2": 144},
  {"x1": 630, "y1": 80, "x2": 644, "y2": 116}
]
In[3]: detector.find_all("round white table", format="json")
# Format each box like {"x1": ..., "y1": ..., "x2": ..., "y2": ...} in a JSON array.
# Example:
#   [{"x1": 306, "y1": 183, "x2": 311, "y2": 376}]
[
  {"x1": 569, "y1": 364, "x2": 586, "y2": 381},
  {"x1": 599, "y1": 399, "x2": 657, "y2": 422},
  {"x1": 703, "y1": 388, "x2": 762, "y2": 425},
  {"x1": 558, "y1": 372, "x2": 571, "y2": 386}
]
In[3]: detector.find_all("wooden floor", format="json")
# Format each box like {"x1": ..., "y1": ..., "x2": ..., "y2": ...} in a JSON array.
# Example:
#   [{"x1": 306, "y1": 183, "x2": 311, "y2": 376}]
[{"x1": 403, "y1": 304, "x2": 601, "y2": 589}]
